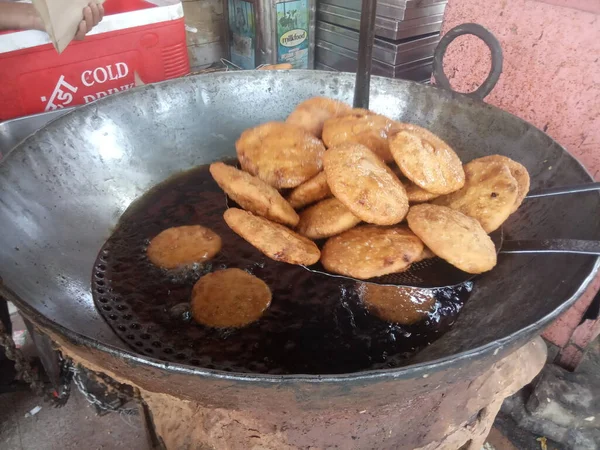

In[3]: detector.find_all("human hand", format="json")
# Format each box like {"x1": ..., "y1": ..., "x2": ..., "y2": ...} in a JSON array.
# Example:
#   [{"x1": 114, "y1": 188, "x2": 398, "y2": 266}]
[{"x1": 74, "y1": 2, "x2": 104, "y2": 41}]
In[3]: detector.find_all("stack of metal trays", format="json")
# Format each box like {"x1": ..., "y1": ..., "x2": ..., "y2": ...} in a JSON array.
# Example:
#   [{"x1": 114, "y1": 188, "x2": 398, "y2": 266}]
[{"x1": 315, "y1": 0, "x2": 446, "y2": 82}]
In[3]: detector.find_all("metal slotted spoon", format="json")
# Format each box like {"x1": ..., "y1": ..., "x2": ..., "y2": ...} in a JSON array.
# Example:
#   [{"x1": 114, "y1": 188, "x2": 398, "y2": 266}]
[{"x1": 304, "y1": 183, "x2": 600, "y2": 289}]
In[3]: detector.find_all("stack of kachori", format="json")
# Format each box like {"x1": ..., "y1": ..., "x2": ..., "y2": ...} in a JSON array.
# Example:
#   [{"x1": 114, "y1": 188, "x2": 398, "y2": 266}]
[
  {"x1": 194, "y1": 96, "x2": 531, "y2": 326},
  {"x1": 214, "y1": 96, "x2": 529, "y2": 280}
]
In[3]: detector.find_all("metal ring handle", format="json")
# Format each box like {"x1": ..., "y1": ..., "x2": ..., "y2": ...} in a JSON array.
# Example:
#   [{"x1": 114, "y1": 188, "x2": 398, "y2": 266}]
[{"x1": 433, "y1": 23, "x2": 503, "y2": 100}]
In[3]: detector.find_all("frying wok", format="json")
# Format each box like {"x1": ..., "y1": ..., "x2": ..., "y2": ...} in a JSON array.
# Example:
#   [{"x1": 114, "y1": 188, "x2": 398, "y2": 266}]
[{"x1": 0, "y1": 69, "x2": 598, "y2": 385}]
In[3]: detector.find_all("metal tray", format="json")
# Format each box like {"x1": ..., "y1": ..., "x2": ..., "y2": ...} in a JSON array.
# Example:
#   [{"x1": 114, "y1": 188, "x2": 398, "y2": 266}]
[
  {"x1": 315, "y1": 61, "x2": 431, "y2": 83},
  {"x1": 316, "y1": 40, "x2": 434, "y2": 80},
  {"x1": 317, "y1": 21, "x2": 439, "y2": 66},
  {"x1": 406, "y1": 0, "x2": 448, "y2": 6},
  {"x1": 320, "y1": 0, "x2": 447, "y2": 21},
  {"x1": 317, "y1": 3, "x2": 444, "y2": 40},
  {"x1": 315, "y1": 62, "x2": 432, "y2": 84}
]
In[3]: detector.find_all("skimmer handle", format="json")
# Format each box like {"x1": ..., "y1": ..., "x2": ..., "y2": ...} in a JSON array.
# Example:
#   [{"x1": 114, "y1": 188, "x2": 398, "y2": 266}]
[
  {"x1": 501, "y1": 239, "x2": 600, "y2": 255},
  {"x1": 526, "y1": 182, "x2": 600, "y2": 199},
  {"x1": 353, "y1": 0, "x2": 378, "y2": 109}
]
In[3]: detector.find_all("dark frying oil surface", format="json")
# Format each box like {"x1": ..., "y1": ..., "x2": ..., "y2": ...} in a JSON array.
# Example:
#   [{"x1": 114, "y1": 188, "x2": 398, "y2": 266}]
[{"x1": 92, "y1": 163, "x2": 472, "y2": 374}]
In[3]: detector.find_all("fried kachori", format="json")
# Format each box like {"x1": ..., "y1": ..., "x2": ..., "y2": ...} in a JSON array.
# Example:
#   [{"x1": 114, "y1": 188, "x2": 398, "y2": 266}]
[
  {"x1": 404, "y1": 180, "x2": 440, "y2": 203},
  {"x1": 296, "y1": 197, "x2": 361, "y2": 239},
  {"x1": 286, "y1": 171, "x2": 332, "y2": 209},
  {"x1": 320, "y1": 225, "x2": 424, "y2": 279},
  {"x1": 224, "y1": 208, "x2": 321, "y2": 265},
  {"x1": 389, "y1": 124, "x2": 465, "y2": 195},
  {"x1": 406, "y1": 204, "x2": 497, "y2": 274},
  {"x1": 433, "y1": 159, "x2": 519, "y2": 233},
  {"x1": 357, "y1": 283, "x2": 436, "y2": 325},
  {"x1": 236, "y1": 122, "x2": 326, "y2": 189},
  {"x1": 322, "y1": 110, "x2": 399, "y2": 162},
  {"x1": 191, "y1": 268, "x2": 271, "y2": 328},
  {"x1": 210, "y1": 162, "x2": 299, "y2": 226},
  {"x1": 147, "y1": 225, "x2": 222, "y2": 269},
  {"x1": 323, "y1": 143, "x2": 409, "y2": 225},
  {"x1": 414, "y1": 246, "x2": 436, "y2": 263},
  {"x1": 469, "y1": 155, "x2": 530, "y2": 213},
  {"x1": 286, "y1": 97, "x2": 352, "y2": 138}
]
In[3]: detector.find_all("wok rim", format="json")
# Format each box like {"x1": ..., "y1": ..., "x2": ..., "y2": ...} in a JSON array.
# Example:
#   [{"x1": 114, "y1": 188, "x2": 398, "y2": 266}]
[{"x1": 3, "y1": 70, "x2": 600, "y2": 382}]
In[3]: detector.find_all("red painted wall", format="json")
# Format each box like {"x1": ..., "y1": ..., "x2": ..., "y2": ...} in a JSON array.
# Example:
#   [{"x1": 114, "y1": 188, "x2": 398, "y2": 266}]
[{"x1": 439, "y1": 0, "x2": 600, "y2": 368}]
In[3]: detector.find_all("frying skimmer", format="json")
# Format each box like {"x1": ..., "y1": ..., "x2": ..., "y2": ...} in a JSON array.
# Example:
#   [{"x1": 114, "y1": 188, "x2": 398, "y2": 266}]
[{"x1": 304, "y1": 183, "x2": 600, "y2": 289}]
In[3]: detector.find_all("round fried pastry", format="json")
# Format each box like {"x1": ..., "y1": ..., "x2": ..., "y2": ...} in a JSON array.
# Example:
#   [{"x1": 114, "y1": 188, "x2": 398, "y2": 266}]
[
  {"x1": 322, "y1": 111, "x2": 399, "y2": 161},
  {"x1": 414, "y1": 246, "x2": 436, "y2": 263},
  {"x1": 224, "y1": 208, "x2": 320, "y2": 265},
  {"x1": 147, "y1": 225, "x2": 222, "y2": 269},
  {"x1": 236, "y1": 122, "x2": 326, "y2": 189},
  {"x1": 191, "y1": 268, "x2": 271, "y2": 328},
  {"x1": 320, "y1": 225, "x2": 424, "y2": 279},
  {"x1": 406, "y1": 204, "x2": 496, "y2": 274},
  {"x1": 405, "y1": 180, "x2": 440, "y2": 203},
  {"x1": 389, "y1": 165, "x2": 437, "y2": 203},
  {"x1": 210, "y1": 162, "x2": 299, "y2": 226},
  {"x1": 324, "y1": 143, "x2": 409, "y2": 225},
  {"x1": 433, "y1": 160, "x2": 519, "y2": 233},
  {"x1": 389, "y1": 124, "x2": 465, "y2": 194},
  {"x1": 286, "y1": 97, "x2": 352, "y2": 138},
  {"x1": 296, "y1": 198, "x2": 361, "y2": 239},
  {"x1": 469, "y1": 155, "x2": 530, "y2": 213},
  {"x1": 358, "y1": 283, "x2": 436, "y2": 325},
  {"x1": 286, "y1": 171, "x2": 331, "y2": 209}
]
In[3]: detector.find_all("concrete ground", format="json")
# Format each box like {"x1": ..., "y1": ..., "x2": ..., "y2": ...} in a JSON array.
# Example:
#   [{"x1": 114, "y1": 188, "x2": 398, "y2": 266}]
[
  {"x1": 0, "y1": 386, "x2": 560, "y2": 450},
  {"x1": 1, "y1": 306, "x2": 150, "y2": 450},
  {"x1": 0, "y1": 388, "x2": 149, "y2": 450},
  {"x1": 487, "y1": 414, "x2": 565, "y2": 450}
]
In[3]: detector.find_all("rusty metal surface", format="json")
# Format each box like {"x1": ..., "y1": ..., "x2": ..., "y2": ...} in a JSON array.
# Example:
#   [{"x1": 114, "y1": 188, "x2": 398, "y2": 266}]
[
  {"x1": 50, "y1": 323, "x2": 547, "y2": 449},
  {"x1": 0, "y1": 71, "x2": 598, "y2": 385}
]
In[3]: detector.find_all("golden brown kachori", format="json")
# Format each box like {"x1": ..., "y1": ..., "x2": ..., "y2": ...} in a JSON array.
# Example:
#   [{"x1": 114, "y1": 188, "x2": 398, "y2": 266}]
[
  {"x1": 147, "y1": 225, "x2": 222, "y2": 269},
  {"x1": 357, "y1": 283, "x2": 436, "y2": 325},
  {"x1": 433, "y1": 160, "x2": 519, "y2": 232},
  {"x1": 406, "y1": 204, "x2": 497, "y2": 274},
  {"x1": 404, "y1": 180, "x2": 440, "y2": 203},
  {"x1": 236, "y1": 122, "x2": 326, "y2": 189},
  {"x1": 320, "y1": 225, "x2": 424, "y2": 279},
  {"x1": 224, "y1": 208, "x2": 321, "y2": 265},
  {"x1": 389, "y1": 124, "x2": 465, "y2": 195},
  {"x1": 296, "y1": 198, "x2": 361, "y2": 239},
  {"x1": 322, "y1": 110, "x2": 399, "y2": 161},
  {"x1": 286, "y1": 171, "x2": 332, "y2": 209},
  {"x1": 210, "y1": 162, "x2": 299, "y2": 226},
  {"x1": 286, "y1": 97, "x2": 352, "y2": 138},
  {"x1": 468, "y1": 155, "x2": 530, "y2": 213},
  {"x1": 323, "y1": 143, "x2": 409, "y2": 225},
  {"x1": 190, "y1": 268, "x2": 271, "y2": 328}
]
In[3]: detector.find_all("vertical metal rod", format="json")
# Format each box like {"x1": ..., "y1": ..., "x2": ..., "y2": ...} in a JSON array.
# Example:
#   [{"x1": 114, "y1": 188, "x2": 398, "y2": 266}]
[{"x1": 353, "y1": 0, "x2": 378, "y2": 109}]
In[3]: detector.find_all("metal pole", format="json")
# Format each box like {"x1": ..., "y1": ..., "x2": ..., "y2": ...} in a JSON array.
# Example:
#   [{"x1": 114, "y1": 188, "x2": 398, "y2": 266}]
[{"x1": 353, "y1": 0, "x2": 377, "y2": 109}]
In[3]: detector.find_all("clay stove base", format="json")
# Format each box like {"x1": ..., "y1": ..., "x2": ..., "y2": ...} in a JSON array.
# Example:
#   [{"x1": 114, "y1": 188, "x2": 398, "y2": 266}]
[{"x1": 40, "y1": 324, "x2": 547, "y2": 450}]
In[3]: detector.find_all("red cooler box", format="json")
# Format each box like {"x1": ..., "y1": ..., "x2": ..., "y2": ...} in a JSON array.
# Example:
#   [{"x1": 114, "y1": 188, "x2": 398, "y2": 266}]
[{"x1": 0, "y1": 0, "x2": 189, "y2": 120}]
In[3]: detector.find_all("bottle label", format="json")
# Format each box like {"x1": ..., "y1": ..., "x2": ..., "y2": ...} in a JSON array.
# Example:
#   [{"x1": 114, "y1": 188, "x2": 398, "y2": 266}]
[{"x1": 276, "y1": 0, "x2": 309, "y2": 69}]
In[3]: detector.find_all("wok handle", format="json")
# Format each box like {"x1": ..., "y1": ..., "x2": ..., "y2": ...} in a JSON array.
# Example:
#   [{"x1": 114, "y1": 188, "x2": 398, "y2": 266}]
[
  {"x1": 433, "y1": 23, "x2": 503, "y2": 100},
  {"x1": 501, "y1": 239, "x2": 600, "y2": 255},
  {"x1": 353, "y1": 0, "x2": 378, "y2": 109},
  {"x1": 526, "y1": 182, "x2": 600, "y2": 199}
]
